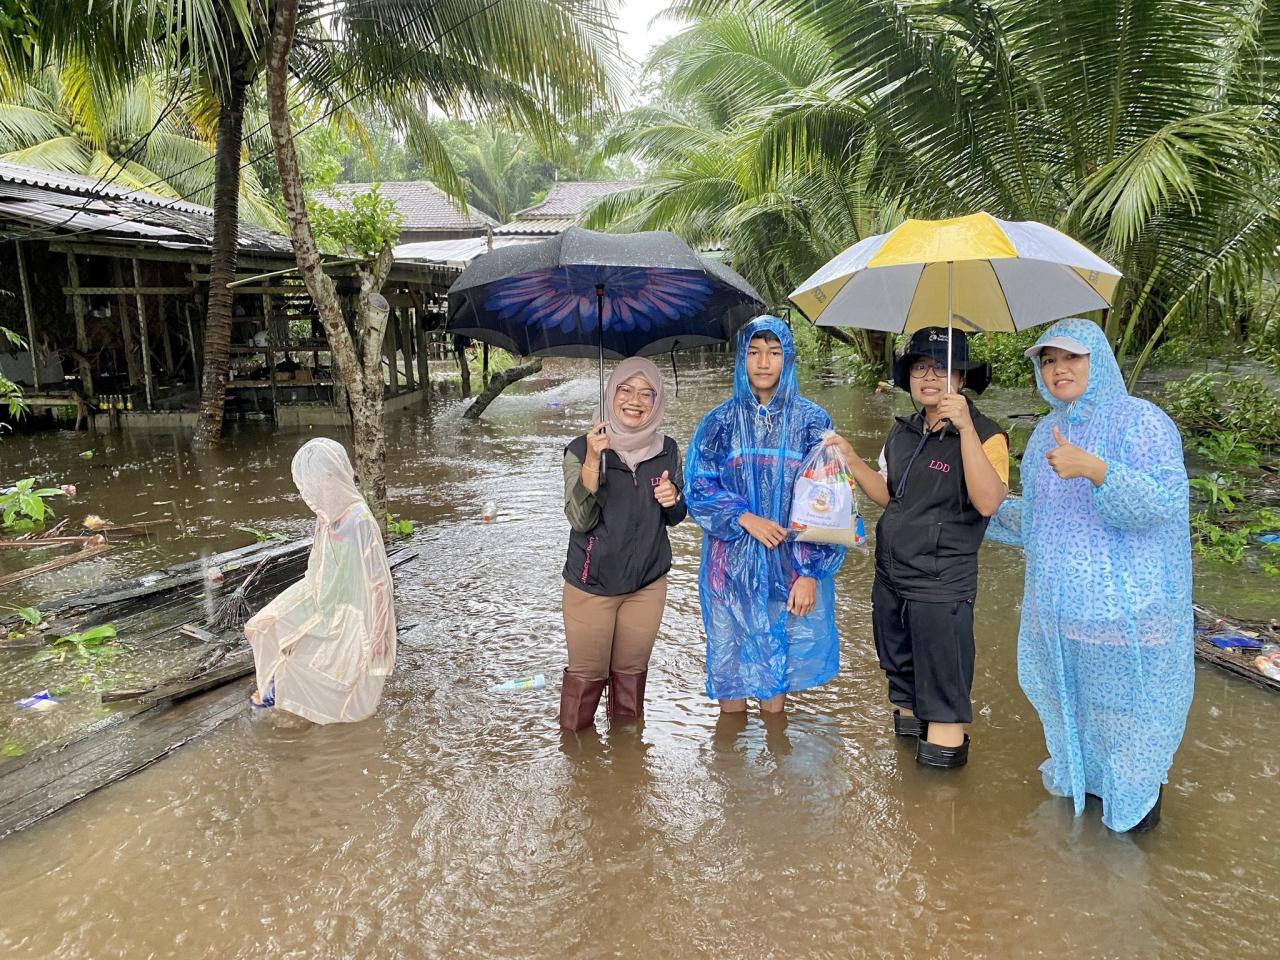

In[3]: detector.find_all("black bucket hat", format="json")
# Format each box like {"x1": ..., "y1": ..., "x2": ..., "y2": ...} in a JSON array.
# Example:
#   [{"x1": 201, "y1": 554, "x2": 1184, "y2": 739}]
[{"x1": 892, "y1": 327, "x2": 992, "y2": 395}]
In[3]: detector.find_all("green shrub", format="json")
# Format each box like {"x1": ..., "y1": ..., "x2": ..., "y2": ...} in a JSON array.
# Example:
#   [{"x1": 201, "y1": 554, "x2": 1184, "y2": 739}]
[
  {"x1": 968, "y1": 331, "x2": 1040, "y2": 387},
  {"x1": 1223, "y1": 377, "x2": 1280, "y2": 446}
]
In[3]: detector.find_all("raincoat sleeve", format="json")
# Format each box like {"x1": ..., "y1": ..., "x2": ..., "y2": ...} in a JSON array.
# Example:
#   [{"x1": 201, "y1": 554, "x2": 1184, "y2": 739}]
[
  {"x1": 563, "y1": 449, "x2": 600, "y2": 533},
  {"x1": 1092, "y1": 402, "x2": 1187, "y2": 531},
  {"x1": 684, "y1": 410, "x2": 750, "y2": 541},
  {"x1": 790, "y1": 410, "x2": 847, "y2": 579},
  {"x1": 986, "y1": 497, "x2": 1027, "y2": 546}
]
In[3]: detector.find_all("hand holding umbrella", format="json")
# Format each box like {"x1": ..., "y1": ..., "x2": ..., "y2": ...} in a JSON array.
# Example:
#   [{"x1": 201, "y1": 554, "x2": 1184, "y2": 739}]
[{"x1": 582, "y1": 421, "x2": 610, "y2": 492}]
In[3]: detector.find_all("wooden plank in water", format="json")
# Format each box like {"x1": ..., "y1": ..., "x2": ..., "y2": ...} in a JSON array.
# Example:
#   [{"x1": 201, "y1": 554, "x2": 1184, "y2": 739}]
[{"x1": 0, "y1": 681, "x2": 249, "y2": 840}]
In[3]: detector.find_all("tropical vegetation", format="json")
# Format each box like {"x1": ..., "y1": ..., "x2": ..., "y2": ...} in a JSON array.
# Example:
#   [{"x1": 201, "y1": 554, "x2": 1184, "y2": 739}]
[{"x1": 591, "y1": 0, "x2": 1280, "y2": 386}]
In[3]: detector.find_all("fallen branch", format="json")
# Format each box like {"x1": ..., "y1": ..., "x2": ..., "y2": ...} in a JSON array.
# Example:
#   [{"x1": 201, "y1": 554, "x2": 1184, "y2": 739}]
[
  {"x1": 0, "y1": 543, "x2": 111, "y2": 588},
  {"x1": 463, "y1": 358, "x2": 544, "y2": 420},
  {"x1": 0, "y1": 536, "x2": 106, "y2": 551}
]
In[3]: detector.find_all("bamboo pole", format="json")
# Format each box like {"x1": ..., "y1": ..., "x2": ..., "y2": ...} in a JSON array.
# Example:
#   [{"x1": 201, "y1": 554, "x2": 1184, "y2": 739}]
[
  {"x1": 0, "y1": 543, "x2": 111, "y2": 589},
  {"x1": 65, "y1": 253, "x2": 93, "y2": 395},
  {"x1": 132, "y1": 259, "x2": 154, "y2": 409},
  {"x1": 14, "y1": 242, "x2": 40, "y2": 390}
]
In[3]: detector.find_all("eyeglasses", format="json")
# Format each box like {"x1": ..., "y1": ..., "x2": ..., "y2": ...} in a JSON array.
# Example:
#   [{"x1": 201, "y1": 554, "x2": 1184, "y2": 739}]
[
  {"x1": 616, "y1": 385, "x2": 657, "y2": 404},
  {"x1": 909, "y1": 360, "x2": 949, "y2": 379}
]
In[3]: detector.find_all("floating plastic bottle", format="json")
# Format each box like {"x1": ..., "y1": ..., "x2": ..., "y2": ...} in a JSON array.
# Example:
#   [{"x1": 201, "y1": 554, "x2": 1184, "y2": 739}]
[
  {"x1": 482, "y1": 500, "x2": 497, "y2": 522},
  {"x1": 15, "y1": 689, "x2": 57, "y2": 710},
  {"x1": 490, "y1": 674, "x2": 546, "y2": 693}
]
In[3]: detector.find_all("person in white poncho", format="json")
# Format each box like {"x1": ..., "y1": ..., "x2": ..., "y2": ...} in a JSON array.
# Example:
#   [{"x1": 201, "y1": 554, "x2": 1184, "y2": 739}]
[{"x1": 244, "y1": 438, "x2": 396, "y2": 723}]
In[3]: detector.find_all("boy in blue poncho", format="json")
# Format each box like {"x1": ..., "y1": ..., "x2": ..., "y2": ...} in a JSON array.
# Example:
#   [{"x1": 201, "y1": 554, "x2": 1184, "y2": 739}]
[
  {"x1": 685, "y1": 316, "x2": 847, "y2": 713},
  {"x1": 987, "y1": 317, "x2": 1193, "y2": 833}
]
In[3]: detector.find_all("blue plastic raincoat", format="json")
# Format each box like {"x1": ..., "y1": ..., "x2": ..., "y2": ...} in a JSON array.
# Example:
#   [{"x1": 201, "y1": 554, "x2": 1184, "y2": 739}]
[
  {"x1": 685, "y1": 316, "x2": 847, "y2": 701},
  {"x1": 987, "y1": 317, "x2": 1193, "y2": 831}
]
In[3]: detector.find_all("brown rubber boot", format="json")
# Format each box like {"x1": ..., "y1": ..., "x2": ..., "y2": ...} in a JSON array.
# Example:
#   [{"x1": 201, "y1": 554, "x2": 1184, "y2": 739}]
[
  {"x1": 606, "y1": 670, "x2": 647, "y2": 720},
  {"x1": 558, "y1": 670, "x2": 606, "y2": 732}
]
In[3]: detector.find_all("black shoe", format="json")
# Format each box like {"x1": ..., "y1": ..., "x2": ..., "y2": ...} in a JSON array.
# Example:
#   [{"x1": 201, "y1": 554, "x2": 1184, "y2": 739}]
[
  {"x1": 893, "y1": 710, "x2": 927, "y2": 738},
  {"x1": 916, "y1": 735, "x2": 970, "y2": 768},
  {"x1": 1127, "y1": 787, "x2": 1162, "y2": 833}
]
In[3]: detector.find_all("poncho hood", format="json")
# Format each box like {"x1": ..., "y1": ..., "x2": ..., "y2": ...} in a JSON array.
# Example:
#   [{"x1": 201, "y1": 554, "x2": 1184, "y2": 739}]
[
  {"x1": 733, "y1": 315, "x2": 798, "y2": 412},
  {"x1": 1031, "y1": 317, "x2": 1127, "y2": 424},
  {"x1": 291, "y1": 438, "x2": 365, "y2": 525}
]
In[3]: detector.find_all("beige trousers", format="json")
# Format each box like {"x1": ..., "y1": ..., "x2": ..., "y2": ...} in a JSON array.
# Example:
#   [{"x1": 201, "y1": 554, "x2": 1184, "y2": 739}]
[{"x1": 562, "y1": 576, "x2": 668, "y2": 681}]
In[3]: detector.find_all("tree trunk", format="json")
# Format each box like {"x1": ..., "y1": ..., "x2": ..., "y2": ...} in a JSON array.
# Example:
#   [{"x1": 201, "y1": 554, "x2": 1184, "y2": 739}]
[
  {"x1": 266, "y1": 0, "x2": 388, "y2": 512},
  {"x1": 192, "y1": 54, "x2": 251, "y2": 449},
  {"x1": 463, "y1": 359, "x2": 543, "y2": 420}
]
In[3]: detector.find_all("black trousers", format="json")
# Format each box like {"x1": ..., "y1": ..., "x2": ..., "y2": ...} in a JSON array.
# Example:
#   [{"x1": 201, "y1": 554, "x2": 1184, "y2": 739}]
[{"x1": 871, "y1": 576, "x2": 975, "y2": 724}]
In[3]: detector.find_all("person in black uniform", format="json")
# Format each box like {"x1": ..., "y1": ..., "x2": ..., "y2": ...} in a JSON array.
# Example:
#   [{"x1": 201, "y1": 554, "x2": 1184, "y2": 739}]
[{"x1": 827, "y1": 327, "x2": 1008, "y2": 767}]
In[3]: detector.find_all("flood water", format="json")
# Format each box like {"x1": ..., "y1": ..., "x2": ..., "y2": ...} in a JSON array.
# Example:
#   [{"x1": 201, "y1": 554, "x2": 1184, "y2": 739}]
[{"x1": 1, "y1": 364, "x2": 1277, "y2": 959}]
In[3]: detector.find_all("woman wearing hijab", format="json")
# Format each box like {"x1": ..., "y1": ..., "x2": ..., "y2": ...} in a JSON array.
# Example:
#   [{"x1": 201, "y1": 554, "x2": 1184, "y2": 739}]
[
  {"x1": 244, "y1": 438, "x2": 396, "y2": 724},
  {"x1": 988, "y1": 317, "x2": 1192, "y2": 832},
  {"x1": 559, "y1": 357, "x2": 686, "y2": 731},
  {"x1": 684, "y1": 316, "x2": 847, "y2": 715}
]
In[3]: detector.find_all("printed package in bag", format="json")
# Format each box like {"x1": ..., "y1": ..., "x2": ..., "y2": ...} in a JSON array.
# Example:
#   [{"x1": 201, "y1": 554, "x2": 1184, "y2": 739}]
[{"x1": 789, "y1": 431, "x2": 867, "y2": 549}]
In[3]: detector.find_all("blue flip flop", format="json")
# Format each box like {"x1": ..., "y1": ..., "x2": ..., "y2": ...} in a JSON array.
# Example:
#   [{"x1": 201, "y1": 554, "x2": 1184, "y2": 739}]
[{"x1": 249, "y1": 681, "x2": 276, "y2": 709}]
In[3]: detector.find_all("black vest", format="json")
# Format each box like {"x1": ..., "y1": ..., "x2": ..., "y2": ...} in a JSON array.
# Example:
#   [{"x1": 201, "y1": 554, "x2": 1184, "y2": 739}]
[
  {"x1": 875, "y1": 402, "x2": 1006, "y2": 601},
  {"x1": 562, "y1": 435, "x2": 684, "y2": 597}
]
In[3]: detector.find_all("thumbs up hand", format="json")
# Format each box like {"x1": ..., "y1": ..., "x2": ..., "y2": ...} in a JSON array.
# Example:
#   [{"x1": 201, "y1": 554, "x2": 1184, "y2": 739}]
[
  {"x1": 1045, "y1": 425, "x2": 1108, "y2": 486},
  {"x1": 653, "y1": 469, "x2": 680, "y2": 508}
]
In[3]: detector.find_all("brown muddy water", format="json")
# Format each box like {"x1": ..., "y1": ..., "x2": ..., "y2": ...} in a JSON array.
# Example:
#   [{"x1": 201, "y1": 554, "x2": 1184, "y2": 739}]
[{"x1": 0, "y1": 364, "x2": 1277, "y2": 960}]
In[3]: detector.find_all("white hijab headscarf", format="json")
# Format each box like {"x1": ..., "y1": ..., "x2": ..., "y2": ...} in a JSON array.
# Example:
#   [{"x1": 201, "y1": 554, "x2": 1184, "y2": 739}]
[{"x1": 594, "y1": 357, "x2": 668, "y2": 471}]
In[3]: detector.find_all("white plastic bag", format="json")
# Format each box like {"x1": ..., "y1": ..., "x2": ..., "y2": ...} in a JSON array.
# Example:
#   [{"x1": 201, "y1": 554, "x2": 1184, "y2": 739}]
[{"x1": 789, "y1": 431, "x2": 867, "y2": 549}]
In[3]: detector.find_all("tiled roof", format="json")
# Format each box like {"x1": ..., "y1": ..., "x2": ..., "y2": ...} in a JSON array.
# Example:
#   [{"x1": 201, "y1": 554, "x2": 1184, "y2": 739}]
[
  {"x1": 0, "y1": 158, "x2": 292, "y2": 253},
  {"x1": 510, "y1": 180, "x2": 643, "y2": 219},
  {"x1": 315, "y1": 180, "x2": 498, "y2": 231}
]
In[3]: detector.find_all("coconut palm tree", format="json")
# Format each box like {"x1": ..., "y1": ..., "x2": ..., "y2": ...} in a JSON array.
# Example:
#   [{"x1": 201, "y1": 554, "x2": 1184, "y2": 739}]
[
  {"x1": 586, "y1": 8, "x2": 905, "y2": 363},
  {"x1": 25, "y1": 0, "x2": 621, "y2": 452},
  {"x1": 664, "y1": 0, "x2": 1280, "y2": 382},
  {"x1": 0, "y1": 60, "x2": 278, "y2": 226}
]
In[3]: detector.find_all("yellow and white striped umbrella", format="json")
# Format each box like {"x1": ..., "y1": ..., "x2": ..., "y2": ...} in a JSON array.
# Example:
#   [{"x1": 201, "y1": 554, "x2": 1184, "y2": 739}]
[{"x1": 789, "y1": 212, "x2": 1121, "y2": 334}]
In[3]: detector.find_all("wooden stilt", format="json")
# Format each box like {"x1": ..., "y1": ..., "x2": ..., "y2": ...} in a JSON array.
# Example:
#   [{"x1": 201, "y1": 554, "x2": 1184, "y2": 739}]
[
  {"x1": 132, "y1": 259, "x2": 153, "y2": 410},
  {"x1": 399, "y1": 306, "x2": 415, "y2": 391},
  {"x1": 113, "y1": 259, "x2": 140, "y2": 386},
  {"x1": 14, "y1": 242, "x2": 40, "y2": 390},
  {"x1": 384, "y1": 309, "x2": 400, "y2": 394},
  {"x1": 159, "y1": 293, "x2": 175, "y2": 377},
  {"x1": 262, "y1": 292, "x2": 279, "y2": 422},
  {"x1": 65, "y1": 253, "x2": 93, "y2": 395},
  {"x1": 415, "y1": 311, "x2": 429, "y2": 390}
]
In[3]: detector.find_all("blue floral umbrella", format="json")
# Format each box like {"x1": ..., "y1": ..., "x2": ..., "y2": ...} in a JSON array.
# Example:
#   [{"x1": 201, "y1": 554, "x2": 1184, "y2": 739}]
[{"x1": 447, "y1": 226, "x2": 764, "y2": 407}]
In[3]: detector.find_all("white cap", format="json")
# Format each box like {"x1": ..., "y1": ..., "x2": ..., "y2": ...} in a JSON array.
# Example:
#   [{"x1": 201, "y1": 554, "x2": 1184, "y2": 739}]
[{"x1": 1024, "y1": 335, "x2": 1091, "y2": 359}]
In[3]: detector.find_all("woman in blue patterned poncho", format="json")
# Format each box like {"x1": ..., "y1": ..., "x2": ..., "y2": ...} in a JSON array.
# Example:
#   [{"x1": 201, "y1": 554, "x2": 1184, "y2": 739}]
[{"x1": 987, "y1": 317, "x2": 1193, "y2": 833}]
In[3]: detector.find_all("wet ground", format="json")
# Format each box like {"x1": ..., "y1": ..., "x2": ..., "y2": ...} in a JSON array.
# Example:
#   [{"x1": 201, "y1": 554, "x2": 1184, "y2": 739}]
[{"x1": 0, "y1": 364, "x2": 1277, "y2": 959}]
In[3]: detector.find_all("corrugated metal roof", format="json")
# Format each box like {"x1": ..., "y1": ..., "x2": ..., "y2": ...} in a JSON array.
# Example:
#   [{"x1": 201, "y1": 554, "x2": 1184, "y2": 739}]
[
  {"x1": 492, "y1": 217, "x2": 578, "y2": 236},
  {"x1": 0, "y1": 159, "x2": 213, "y2": 215},
  {"x1": 315, "y1": 181, "x2": 498, "y2": 232},
  {"x1": 393, "y1": 235, "x2": 544, "y2": 267},
  {"x1": 0, "y1": 159, "x2": 293, "y2": 254}
]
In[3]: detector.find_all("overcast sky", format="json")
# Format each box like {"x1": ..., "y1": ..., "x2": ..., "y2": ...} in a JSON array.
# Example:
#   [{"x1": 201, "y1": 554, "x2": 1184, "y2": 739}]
[{"x1": 614, "y1": 1, "x2": 687, "y2": 100}]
